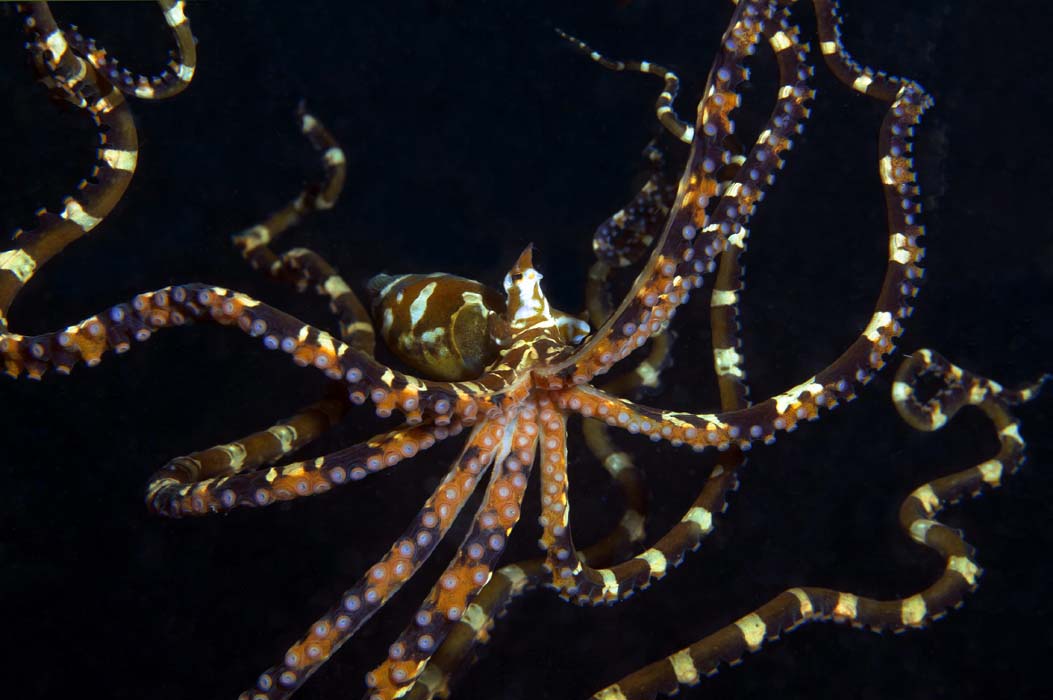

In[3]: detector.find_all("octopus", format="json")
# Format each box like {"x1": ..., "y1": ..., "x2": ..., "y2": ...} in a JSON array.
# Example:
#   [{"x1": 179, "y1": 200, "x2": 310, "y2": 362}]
[{"x1": 1, "y1": 2, "x2": 1050, "y2": 699}]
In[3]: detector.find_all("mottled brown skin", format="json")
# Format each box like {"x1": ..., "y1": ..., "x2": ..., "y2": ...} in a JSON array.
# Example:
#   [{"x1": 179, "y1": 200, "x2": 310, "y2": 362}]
[{"x1": 367, "y1": 273, "x2": 507, "y2": 381}]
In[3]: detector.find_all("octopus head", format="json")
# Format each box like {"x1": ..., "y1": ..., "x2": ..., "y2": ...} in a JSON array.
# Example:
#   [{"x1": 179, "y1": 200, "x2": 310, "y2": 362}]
[{"x1": 502, "y1": 245, "x2": 589, "y2": 344}]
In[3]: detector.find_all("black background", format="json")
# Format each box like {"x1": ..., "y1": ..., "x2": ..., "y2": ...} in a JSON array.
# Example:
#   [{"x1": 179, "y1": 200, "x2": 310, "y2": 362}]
[{"x1": 1, "y1": 2, "x2": 1050, "y2": 699}]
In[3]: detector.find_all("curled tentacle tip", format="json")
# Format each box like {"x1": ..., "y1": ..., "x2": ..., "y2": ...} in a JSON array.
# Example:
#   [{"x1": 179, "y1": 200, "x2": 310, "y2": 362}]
[{"x1": 1020, "y1": 372, "x2": 1053, "y2": 403}]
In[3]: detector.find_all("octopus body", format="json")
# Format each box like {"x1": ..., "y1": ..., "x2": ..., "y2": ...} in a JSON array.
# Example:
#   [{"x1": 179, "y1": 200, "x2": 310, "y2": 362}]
[{"x1": 1, "y1": 2, "x2": 1049, "y2": 700}]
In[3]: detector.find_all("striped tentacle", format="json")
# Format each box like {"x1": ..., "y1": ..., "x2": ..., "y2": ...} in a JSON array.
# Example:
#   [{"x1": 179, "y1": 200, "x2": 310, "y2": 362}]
[
  {"x1": 577, "y1": 415, "x2": 652, "y2": 560},
  {"x1": 584, "y1": 141, "x2": 674, "y2": 390},
  {"x1": 142, "y1": 101, "x2": 373, "y2": 520},
  {"x1": 559, "y1": 30, "x2": 681, "y2": 334},
  {"x1": 573, "y1": 46, "x2": 750, "y2": 405},
  {"x1": 579, "y1": 134, "x2": 676, "y2": 563},
  {"x1": 540, "y1": 265, "x2": 754, "y2": 606},
  {"x1": 580, "y1": 135, "x2": 673, "y2": 566},
  {"x1": 0, "y1": 283, "x2": 525, "y2": 425},
  {"x1": 555, "y1": 29, "x2": 695, "y2": 144},
  {"x1": 240, "y1": 416, "x2": 510, "y2": 700},
  {"x1": 62, "y1": 0, "x2": 196, "y2": 100},
  {"x1": 555, "y1": 1, "x2": 933, "y2": 452},
  {"x1": 575, "y1": 374, "x2": 659, "y2": 560},
  {"x1": 17, "y1": 3, "x2": 129, "y2": 104},
  {"x1": 699, "y1": 2, "x2": 812, "y2": 274},
  {"x1": 556, "y1": 99, "x2": 761, "y2": 602},
  {"x1": 404, "y1": 561, "x2": 536, "y2": 700},
  {"x1": 584, "y1": 139, "x2": 676, "y2": 403},
  {"x1": 704, "y1": 131, "x2": 759, "y2": 410},
  {"x1": 540, "y1": 398, "x2": 749, "y2": 605},
  {"x1": 147, "y1": 413, "x2": 461, "y2": 517},
  {"x1": 2, "y1": 2, "x2": 197, "y2": 348},
  {"x1": 588, "y1": 351, "x2": 1048, "y2": 699},
  {"x1": 403, "y1": 408, "x2": 652, "y2": 700},
  {"x1": 703, "y1": 1, "x2": 803, "y2": 410},
  {"x1": 576, "y1": 308, "x2": 671, "y2": 568},
  {"x1": 538, "y1": 136, "x2": 688, "y2": 602},
  {"x1": 548, "y1": 65, "x2": 761, "y2": 644},
  {"x1": 536, "y1": 64, "x2": 751, "y2": 604},
  {"x1": 892, "y1": 349, "x2": 1051, "y2": 432},
  {"x1": 813, "y1": 0, "x2": 913, "y2": 103},
  {"x1": 280, "y1": 246, "x2": 375, "y2": 351},
  {"x1": 626, "y1": 1, "x2": 813, "y2": 376},
  {"x1": 233, "y1": 106, "x2": 347, "y2": 263},
  {"x1": 555, "y1": 360, "x2": 842, "y2": 453},
  {"x1": 145, "y1": 102, "x2": 373, "y2": 519},
  {"x1": 399, "y1": 380, "x2": 663, "y2": 697},
  {"x1": 231, "y1": 106, "x2": 375, "y2": 352},
  {"x1": 583, "y1": 86, "x2": 749, "y2": 406},
  {"x1": 706, "y1": 150, "x2": 753, "y2": 408},
  {"x1": 590, "y1": 144, "x2": 675, "y2": 272},
  {"x1": 539, "y1": 0, "x2": 782, "y2": 387},
  {"x1": 409, "y1": 441, "x2": 743, "y2": 696},
  {"x1": 140, "y1": 249, "x2": 378, "y2": 516},
  {"x1": 1, "y1": 6, "x2": 138, "y2": 330},
  {"x1": 401, "y1": 426, "x2": 651, "y2": 700},
  {"x1": 365, "y1": 402, "x2": 538, "y2": 699},
  {"x1": 806, "y1": 0, "x2": 932, "y2": 362},
  {"x1": 707, "y1": 212, "x2": 750, "y2": 407}
]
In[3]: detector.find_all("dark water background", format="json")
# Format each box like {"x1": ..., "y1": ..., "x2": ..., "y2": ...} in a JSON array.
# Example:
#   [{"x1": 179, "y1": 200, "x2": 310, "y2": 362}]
[{"x1": 1, "y1": 1, "x2": 1050, "y2": 698}]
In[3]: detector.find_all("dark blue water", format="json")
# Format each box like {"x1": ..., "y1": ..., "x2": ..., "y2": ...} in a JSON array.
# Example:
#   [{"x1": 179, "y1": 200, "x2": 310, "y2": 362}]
[{"x1": 2, "y1": 2, "x2": 1050, "y2": 698}]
